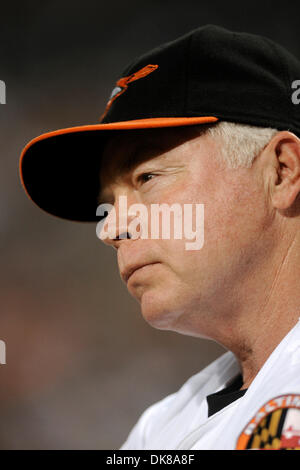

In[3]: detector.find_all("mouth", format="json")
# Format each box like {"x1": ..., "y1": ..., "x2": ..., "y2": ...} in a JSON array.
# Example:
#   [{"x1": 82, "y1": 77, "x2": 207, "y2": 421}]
[{"x1": 122, "y1": 262, "x2": 160, "y2": 284}]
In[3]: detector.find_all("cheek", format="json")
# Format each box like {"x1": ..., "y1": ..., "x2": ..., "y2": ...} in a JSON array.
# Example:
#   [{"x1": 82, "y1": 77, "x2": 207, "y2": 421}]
[
  {"x1": 141, "y1": 163, "x2": 268, "y2": 285},
  {"x1": 201, "y1": 180, "x2": 271, "y2": 289},
  {"x1": 186, "y1": 165, "x2": 266, "y2": 242},
  {"x1": 158, "y1": 175, "x2": 268, "y2": 280}
]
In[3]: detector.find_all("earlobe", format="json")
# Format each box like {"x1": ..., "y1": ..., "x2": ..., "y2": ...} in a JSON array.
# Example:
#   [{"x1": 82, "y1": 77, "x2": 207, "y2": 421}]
[{"x1": 269, "y1": 132, "x2": 300, "y2": 211}]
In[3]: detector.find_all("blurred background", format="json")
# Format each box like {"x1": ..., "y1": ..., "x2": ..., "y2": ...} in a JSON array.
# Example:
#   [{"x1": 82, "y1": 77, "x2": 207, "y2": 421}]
[{"x1": 0, "y1": 0, "x2": 299, "y2": 449}]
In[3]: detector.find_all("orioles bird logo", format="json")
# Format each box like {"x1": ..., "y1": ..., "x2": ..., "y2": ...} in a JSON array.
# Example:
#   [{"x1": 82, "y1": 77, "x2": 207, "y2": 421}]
[{"x1": 100, "y1": 64, "x2": 158, "y2": 120}]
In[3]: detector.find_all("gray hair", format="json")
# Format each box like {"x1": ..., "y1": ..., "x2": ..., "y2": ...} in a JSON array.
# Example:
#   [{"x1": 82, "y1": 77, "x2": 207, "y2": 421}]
[{"x1": 204, "y1": 121, "x2": 278, "y2": 168}]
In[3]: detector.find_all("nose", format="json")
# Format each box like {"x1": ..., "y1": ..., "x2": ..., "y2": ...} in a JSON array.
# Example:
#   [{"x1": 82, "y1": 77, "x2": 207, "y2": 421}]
[{"x1": 97, "y1": 193, "x2": 138, "y2": 249}]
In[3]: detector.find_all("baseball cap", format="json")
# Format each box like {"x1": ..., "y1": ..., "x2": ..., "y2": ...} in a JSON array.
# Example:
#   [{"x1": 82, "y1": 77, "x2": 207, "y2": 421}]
[{"x1": 19, "y1": 24, "x2": 300, "y2": 222}]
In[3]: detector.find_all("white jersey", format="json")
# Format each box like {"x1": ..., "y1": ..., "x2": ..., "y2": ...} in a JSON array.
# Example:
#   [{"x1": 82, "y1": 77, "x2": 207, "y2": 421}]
[{"x1": 120, "y1": 319, "x2": 300, "y2": 450}]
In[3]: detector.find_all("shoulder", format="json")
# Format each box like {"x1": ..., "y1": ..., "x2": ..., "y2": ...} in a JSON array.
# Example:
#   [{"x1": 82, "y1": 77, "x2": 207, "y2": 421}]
[{"x1": 120, "y1": 351, "x2": 236, "y2": 449}]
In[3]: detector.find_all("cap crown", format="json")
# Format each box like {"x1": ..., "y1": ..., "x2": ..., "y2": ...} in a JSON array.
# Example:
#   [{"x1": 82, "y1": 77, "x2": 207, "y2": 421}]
[{"x1": 103, "y1": 24, "x2": 300, "y2": 136}]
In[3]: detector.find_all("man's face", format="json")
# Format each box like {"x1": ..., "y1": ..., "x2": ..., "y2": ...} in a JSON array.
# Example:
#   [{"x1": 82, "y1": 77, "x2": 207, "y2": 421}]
[{"x1": 98, "y1": 126, "x2": 272, "y2": 339}]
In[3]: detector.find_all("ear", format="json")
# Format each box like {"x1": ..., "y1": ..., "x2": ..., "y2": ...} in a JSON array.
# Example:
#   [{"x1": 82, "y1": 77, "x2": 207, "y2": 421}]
[{"x1": 266, "y1": 131, "x2": 300, "y2": 210}]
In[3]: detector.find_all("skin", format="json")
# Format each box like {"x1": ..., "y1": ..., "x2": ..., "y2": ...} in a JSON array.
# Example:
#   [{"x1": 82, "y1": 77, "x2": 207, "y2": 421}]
[{"x1": 98, "y1": 125, "x2": 300, "y2": 390}]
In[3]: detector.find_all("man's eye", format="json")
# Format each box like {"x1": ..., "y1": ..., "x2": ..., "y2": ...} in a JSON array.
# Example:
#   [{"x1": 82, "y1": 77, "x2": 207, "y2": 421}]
[{"x1": 137, "y1": 173, "x2": 156, "y2": 185}]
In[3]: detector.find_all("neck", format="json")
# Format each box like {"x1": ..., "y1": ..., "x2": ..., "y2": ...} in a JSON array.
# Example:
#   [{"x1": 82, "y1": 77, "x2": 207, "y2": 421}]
[{"x1": 210, "y1": 231, "x2": 300, "y2": 389}]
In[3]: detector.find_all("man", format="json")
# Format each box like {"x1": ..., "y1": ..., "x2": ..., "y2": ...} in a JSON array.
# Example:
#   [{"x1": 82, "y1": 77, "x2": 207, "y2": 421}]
[{"x1": 19, "y1": 25, "x2": 300, "y2": 450}]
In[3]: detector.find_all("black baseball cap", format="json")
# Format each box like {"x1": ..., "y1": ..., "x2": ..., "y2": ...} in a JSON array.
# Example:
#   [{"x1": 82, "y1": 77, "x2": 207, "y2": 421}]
[{"x1": 19, "y1": 24, "x2": 300, "y2": 222}]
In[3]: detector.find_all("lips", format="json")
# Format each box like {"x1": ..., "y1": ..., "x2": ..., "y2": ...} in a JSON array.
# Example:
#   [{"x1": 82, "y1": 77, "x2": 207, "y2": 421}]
[{"x1": 121, "y1": 262, "x2": 159, "y2": 283}]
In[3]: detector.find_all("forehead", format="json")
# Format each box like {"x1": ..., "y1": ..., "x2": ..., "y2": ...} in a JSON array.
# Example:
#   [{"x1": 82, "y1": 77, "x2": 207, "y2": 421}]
[{"x1": 99, "y1": 126, "x2": 206, "y2": 193}]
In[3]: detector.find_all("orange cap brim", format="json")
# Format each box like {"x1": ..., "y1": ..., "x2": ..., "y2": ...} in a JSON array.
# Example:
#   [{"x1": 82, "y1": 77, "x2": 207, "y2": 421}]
[{"x1": 19, "y1": 116, "x2": 218, "y2": 222}]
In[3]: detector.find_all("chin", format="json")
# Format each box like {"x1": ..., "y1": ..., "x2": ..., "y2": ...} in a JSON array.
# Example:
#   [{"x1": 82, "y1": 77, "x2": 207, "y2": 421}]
[
  {"x1": 139, "y1": 289, "x2": 215, "y2": 339},
  {"x1": 139, "y1": 290, "x2": 184, "y2": 331}
]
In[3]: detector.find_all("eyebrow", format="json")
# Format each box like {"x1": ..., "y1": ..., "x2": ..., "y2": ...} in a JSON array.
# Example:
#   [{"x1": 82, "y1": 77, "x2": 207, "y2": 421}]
[
  {"x1": 121, "y1": 143, "x2": 164, "y2": 171},
  {"x1": 97, "y1": 143, "x2": 165, "y2": 204}
]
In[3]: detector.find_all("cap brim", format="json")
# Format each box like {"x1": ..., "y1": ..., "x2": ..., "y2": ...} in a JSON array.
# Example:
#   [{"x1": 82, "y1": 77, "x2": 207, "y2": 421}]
[{"x1": 19, "y1": 116, "x2": 218, "y2": 222}]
